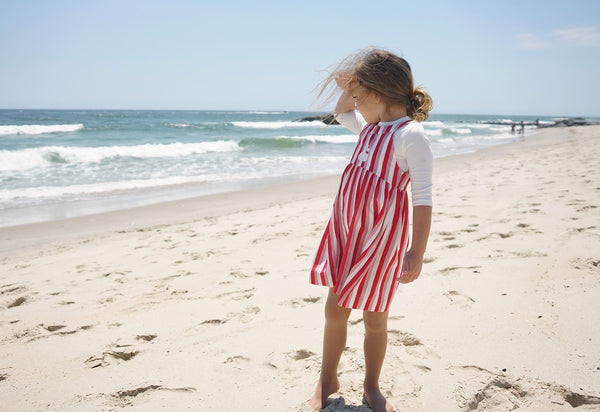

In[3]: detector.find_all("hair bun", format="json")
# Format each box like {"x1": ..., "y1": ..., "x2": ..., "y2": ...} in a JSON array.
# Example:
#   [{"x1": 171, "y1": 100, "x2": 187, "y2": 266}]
[{"x1": 409, "y1": 87, "x2": 433, "y2": 122}]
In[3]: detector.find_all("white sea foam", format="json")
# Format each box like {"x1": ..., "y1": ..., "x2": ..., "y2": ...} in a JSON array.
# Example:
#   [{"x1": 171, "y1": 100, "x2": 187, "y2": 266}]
[
  {"x1": 468, "y1": 123, "x2": 493, "y2": 129},
  {"x1": 450, "y1": 127, "x2": 472, "y2": 134},
  {"x1": 0, "y1": 124, "x2": 84, "y2": 135},
  {"x1": 0, "y1": 155, "x2": 349, "y2": 202},
  {"x1": 232, "y1": 120, "x2": 328, "y2": 129},
  {"x1": 0, "y1": 141, "x2": 240, "y2": 172},
  {"x1": 425, "y1": 129, "x2": 443, "y2": 137},
  {"x1": 423, "y1": 121, "x2": 445, "y2": 128},
  {"x1": 277, "y1": 134, "x2": 357, "y2": 144},
  {"x1": 165, "y1": 123, "x2": 214, "y2": 129},
  {"x1": 0, "y1": 176, "x2": 213, "y2": 201}
]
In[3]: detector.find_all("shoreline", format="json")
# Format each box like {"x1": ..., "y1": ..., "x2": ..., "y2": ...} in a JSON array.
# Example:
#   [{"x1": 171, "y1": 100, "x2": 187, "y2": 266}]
[
  {"x1": 1, "y1": 125, "x2": 599, "y2": 411},
  {"x1": 0, "y1": 110, "x2": 563, "y2": 230},
  {"x1": 0, "y1": 174, "x2": 341, "y2": 255},
  {"x1": 0, "y1": 125, "x2": 561, "y2": 249}
]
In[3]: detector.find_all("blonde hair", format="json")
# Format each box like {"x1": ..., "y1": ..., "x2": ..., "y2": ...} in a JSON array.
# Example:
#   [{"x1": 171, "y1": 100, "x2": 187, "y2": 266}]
[{"x1": 317, "y1": 47, "x2": 433, "y2": 122}]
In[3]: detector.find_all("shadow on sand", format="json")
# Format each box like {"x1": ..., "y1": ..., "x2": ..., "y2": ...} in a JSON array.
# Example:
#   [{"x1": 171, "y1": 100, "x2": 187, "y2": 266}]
[{"x1": 321, "y1": 396, "x2": 375, "y2": 411}]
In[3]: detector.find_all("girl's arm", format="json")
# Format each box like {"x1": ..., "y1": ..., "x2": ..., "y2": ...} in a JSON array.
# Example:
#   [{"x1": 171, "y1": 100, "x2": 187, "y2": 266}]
[
  {"x1": 334, "y1": 74, "x2": 356, "y2": 115},
  {"x1": 335, "y1": 90, "x2": 355, "y2": 115},
  {"x1": 399, "y1": 205, "x2": 432, "y2": 284}
]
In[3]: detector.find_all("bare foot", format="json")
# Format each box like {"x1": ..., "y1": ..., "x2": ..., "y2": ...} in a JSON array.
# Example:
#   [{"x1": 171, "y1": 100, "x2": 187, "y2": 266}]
[
  {"x1": 308, "y1": 377, "x2": 340, "y2": 410},
  {"x1": 363, "y1": 386, "x2": 394, "y2": 412}
]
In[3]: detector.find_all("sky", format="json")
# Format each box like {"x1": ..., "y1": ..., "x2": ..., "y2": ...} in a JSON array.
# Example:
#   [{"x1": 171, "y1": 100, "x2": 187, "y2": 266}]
[{"x1": 1, "y1": 0, "x2": 599, "y2": 116}]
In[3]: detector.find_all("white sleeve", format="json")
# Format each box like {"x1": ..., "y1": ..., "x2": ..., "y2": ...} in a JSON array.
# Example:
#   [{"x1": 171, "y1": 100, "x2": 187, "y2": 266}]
[
  {"x1": 335, "y1": 111, "x2": 368, "y2": 135},
  {"x1": 394, "y1": 122, "x2": 433, "y2": 207}
]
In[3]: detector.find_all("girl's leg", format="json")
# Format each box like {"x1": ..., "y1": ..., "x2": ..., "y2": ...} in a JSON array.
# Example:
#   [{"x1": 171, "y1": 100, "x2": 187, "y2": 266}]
[
  {"x1": 309, "y1": 288, "x2": 352, "y2": 410},
  {"x1": 362, "y1": 310, "x2": 393, "y2": 412}
]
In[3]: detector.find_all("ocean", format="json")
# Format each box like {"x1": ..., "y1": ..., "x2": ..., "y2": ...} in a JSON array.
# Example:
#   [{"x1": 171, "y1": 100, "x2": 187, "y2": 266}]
[{"x1": 0, "y1": 109, "x2": 590, "y2": 228}]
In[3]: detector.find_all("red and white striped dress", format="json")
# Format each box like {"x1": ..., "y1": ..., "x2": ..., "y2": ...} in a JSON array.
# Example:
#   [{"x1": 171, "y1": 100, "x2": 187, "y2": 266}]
[{"x1": 310, "y1": 118, "x2": 412, "y2": 312}]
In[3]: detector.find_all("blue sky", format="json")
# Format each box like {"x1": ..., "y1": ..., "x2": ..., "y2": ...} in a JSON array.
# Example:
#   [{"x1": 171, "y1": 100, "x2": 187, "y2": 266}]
[{"x1": 1, "y1": 0, "x2": 599, "y2": 116}]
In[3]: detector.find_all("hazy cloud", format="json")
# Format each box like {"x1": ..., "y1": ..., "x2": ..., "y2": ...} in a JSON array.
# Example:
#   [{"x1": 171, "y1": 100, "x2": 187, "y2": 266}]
[
  {"x1": 514, "y1": 33, "x2": 550, "y2": 49},
  {"x1": 553, "y1": 27, "x2": 600, "y2": 47},
  {"x1": 515, "y1": 26, "x2": 600, "y2": 49}
]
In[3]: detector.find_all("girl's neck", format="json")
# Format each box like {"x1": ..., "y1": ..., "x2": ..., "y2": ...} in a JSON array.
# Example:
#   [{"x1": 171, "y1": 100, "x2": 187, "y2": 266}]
[{"x1": 379, "y1": 105, "x2": 408, "y2": 123}]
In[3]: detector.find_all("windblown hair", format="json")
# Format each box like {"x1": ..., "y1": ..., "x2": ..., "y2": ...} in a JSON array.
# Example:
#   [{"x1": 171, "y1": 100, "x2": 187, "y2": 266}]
[{"x1": 317, "y1": 47, "x2": 433, "y2": 122}]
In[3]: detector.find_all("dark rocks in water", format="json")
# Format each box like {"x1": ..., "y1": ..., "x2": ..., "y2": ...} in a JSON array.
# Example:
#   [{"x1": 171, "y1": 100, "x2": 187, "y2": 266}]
[
  {"x1": 297, "y1": 115, "x2": 598, "y2": 129},
  {"x1": 537, "y1": 118, "x2": 600, "y2": 128},
  {"x1": 297, "y1": 114, "x2": 339, "y2": 125}
]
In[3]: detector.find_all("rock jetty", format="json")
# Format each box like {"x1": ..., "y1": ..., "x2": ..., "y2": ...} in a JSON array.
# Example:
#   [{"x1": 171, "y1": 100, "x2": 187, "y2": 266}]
[{"x1": 296, "y1": 114, "x2": 339, "y2": 125}]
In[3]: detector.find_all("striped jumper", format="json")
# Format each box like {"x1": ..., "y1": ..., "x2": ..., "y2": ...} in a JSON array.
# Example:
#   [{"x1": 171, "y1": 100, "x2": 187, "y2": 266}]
[{"x1": 310, "y1": 118, "x2": 412, "y2": 312}]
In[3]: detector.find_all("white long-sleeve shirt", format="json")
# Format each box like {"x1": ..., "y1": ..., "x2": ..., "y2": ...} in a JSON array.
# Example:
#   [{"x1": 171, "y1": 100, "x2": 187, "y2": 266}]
[{"x1": 336, "y1": 111, "x2": 433, "y2": 206}]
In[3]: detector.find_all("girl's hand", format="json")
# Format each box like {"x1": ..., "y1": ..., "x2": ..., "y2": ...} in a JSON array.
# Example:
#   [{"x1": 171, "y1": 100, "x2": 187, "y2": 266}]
[
  {"x1": 398, "y1": 249, "x2": 423, "y2": 284},
  {"x1": 335, "y1": 73, "x2": 353, "y2": 92}
]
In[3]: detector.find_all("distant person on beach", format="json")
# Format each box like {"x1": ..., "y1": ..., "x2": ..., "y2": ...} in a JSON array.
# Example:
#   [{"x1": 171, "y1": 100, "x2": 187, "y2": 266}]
[
  {"x1": 309, "y1": 47, "x2": 433, "y2": 412},
  {"x1": 520, "y1": 121, "x2": 525, "y2": 140}
]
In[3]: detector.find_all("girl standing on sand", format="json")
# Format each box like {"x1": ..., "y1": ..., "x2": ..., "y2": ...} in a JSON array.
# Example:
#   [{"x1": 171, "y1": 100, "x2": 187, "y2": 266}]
[{"x1": 309, "y1": 47, "x2": 433, "y2": 412}]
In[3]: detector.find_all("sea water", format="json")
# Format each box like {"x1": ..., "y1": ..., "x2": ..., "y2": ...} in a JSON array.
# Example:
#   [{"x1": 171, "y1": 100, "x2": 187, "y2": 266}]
[{"x1": 0, "y1": 109, "x2": 589, "y2": 227}]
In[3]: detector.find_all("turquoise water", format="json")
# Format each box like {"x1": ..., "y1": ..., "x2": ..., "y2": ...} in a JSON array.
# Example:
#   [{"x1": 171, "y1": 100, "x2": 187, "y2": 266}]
[{"x1": 0, "y1": 109, "x2": 592, "y2": 227}]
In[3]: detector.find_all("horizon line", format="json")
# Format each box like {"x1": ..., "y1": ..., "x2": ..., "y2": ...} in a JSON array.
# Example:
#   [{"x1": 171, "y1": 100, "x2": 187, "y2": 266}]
[{"x1": 0, "y1": 108, "x2": 597, "y2": 119}]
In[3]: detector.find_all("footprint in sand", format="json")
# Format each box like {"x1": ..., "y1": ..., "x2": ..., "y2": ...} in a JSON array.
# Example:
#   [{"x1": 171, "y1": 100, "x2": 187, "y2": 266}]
[
  {"x1": 136, "y1": 334, "x2": 157, "y2": 342},
  {"x1": 224, "y1": 355, "x2": 251, "y2": 370},
  {"x1": 280, "y1": 296, "x2": 322, "y2": 308},
  {"x1": 15, "y1": 324, "x2": 92, "y2": 343},
  {"x1": 389, "y1": 330, "x2": 421, "y2": 346},
  {"x1": 295, "y1": 246, "x2": 312, "y2": 258},
  {"x1": 200, "y1": 318, "x2": 228, "y2": 326},
  {"x1": 292, "y1": 349, "x2": 316, "y2": 360},
  {"x1": 86, "y1": 349, "x2": 139, "y2": 368},
  {"x1": 573, "y1": 226, "x2": 597, "y2": 233},
  {"x1": 44, "y1": 324, "x2": 67, "y2": 332},
  {"x1": 86, "y1": 337, "x2": 151, "y2": 368},
  {"x1": 229, "y1": 270, "x2": 250, "y2": 279},
  {"x1": 477, "y1": 232, "x2": 514, "y2": 241},
  {"x1": 1, "y1": 284, "x2": 28, "y2": 296},
  {"x1": 388, "y1": 329, "x2": 439, "y2": 360},
  {"x1": 438, "y1": 266, "x2": 481, "y2": 275},
  {"x1": 111, "y1": 385, "x2": 196, "y2": 407},
  {"x1": 454, "y1": 366, "x2": 600, "y2": 411},
  {"x1": 570, "y1": 257, "x2": 600, "y2": 271},
  {"x1": 6, "y1": 296, "x2": 27, "y2": 308},
  {"x1": 443, "y1": 290, "x2": 475, "y2": 309},
  {"x1": 224, "y1": 355, "x2": 251, "y2": 363},
  {"x1": 215, "y1": 287, "x2": 255, "y2": 301},
  {"x1": 234, "y1": 306, "x2": 260, "y2": 323}
]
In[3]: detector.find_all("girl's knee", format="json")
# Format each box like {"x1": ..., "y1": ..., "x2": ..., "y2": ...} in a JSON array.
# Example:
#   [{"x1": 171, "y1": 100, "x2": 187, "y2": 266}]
[
  {"x1": 324, "y1": 289, "x2": 351, "y2": 323},
  {"x1": 325, "y1": 301, "x2": 351, "y2": 323},
  {"x1": 363, "y1": 311, "x2": 388, "y2": 333}
]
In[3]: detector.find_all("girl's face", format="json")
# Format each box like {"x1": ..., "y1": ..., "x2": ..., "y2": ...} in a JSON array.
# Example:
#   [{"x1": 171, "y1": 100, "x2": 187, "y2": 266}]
[{"x1": 352, "y1": 87, "x2": 386, "y2": 124}]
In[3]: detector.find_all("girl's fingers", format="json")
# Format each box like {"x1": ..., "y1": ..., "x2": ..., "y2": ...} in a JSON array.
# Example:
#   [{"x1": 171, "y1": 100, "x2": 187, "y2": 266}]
[
  {"x1": 335, "y1": 73, "x2": 353, "y2": 91},
  {"x1": 398, "y1": 256, "x2": 421, "y2": 283}
]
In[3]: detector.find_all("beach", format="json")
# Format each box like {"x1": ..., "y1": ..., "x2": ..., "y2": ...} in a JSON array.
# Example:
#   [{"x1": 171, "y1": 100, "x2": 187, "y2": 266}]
[{"x1": 1, "y1": 125, "x2": 599, "y2": 410}]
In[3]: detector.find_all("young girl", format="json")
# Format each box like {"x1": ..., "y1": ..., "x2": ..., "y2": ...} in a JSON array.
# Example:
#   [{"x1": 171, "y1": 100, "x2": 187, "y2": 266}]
[{"x1": 309, "y1": 48, "x2": 433, "y2": 412}]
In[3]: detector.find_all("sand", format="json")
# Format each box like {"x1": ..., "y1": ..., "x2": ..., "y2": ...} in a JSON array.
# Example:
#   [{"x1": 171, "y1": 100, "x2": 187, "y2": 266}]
[{"x1": 1, "y1": 125, "x2": 599, "y2": 411}]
